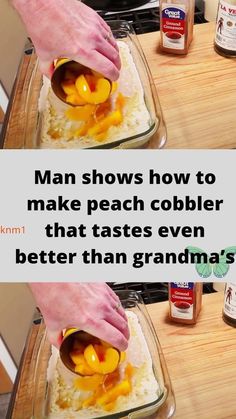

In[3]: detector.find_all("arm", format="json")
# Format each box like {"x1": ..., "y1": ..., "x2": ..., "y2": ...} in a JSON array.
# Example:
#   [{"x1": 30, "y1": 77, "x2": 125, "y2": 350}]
[
  {"x1": 12, "y1": 0, "x2": 120, "y2": 80},
  {"x1": 29, "y1": 282, "x2": 129, "y2": 351}
]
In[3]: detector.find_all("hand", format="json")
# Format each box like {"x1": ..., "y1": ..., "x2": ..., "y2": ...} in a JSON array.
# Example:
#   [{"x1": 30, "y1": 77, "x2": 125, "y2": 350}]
[
  {"x1": 30, "y1": 283, "x2": 129, "y2": 351},
  {"x1": 13, "y1": 0, "x2": 121, "y2": 80}
]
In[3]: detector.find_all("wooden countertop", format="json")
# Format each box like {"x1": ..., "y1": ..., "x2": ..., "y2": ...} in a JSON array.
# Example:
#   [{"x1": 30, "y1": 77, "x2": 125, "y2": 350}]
[
  {"x1": 9, "y1": 291, "x2": 236, "y2": 418},
  {"x1": 147, "y1": 291, "x2": 236, "y2": 418},
  {"x1": 3, "y1": 22, "x2": 236, "y2": 149},
  {"x1": 138, "y1": 22, "x2": 236, "y2": 148}
]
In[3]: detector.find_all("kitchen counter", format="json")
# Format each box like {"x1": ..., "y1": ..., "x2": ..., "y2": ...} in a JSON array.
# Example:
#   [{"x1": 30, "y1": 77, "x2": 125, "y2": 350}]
[
  {"x1": 147, "y1": 291, "x2": 236, "y2": 418},
  {"x1": 138, "y1": 22, "x2": 236, "y2": 148},
  {"x1": 8, "y1": 291, "x2": 236, "y2": 418},
  {"x1": 3, "y1": 22, "x2": 236, "y2": 149}
]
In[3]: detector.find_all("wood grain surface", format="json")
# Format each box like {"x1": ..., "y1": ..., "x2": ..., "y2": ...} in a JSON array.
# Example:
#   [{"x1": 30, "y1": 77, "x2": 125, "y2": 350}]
[
  {"x1": 147, "y1": 291, "x2": 236, "y2": 419},
  {"x1": 9, "y1": 292, "x2": 236, "y2": 418},
  {"x1": 138, "y1": 22, "x2": 236, "y2": 149},
  {"x1": 3, "y1": 22, "x2": 236, "y2": 149}
]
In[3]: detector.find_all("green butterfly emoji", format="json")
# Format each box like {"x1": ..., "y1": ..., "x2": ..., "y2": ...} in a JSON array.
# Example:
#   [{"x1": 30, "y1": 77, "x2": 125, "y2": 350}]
[{"x1": 186, "y1": 246, "x2": 236, "y2": 278}]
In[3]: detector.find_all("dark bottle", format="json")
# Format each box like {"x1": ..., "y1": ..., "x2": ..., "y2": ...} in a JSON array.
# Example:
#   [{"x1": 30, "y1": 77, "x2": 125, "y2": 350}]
[
  {"x1": 222, "y1": 283, "x2": 236, "y2": 327},
  {"x1": 214, "y1": 1, "x2": 236, "y2": 58}
]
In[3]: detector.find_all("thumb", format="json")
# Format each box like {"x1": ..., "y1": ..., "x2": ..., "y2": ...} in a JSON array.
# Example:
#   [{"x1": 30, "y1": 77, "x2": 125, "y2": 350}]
[
  {"x1": 38, "y1": 59, "x2": 54, "y2": 79},
  {"x1": 47, "y1": 329, "x2": 63, "y2": 348}
]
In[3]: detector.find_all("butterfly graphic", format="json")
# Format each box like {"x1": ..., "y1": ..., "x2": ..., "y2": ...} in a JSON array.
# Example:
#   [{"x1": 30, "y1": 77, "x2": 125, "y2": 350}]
[{"x1": 186, "y1": 246, "x2": 236, "y2": 278}]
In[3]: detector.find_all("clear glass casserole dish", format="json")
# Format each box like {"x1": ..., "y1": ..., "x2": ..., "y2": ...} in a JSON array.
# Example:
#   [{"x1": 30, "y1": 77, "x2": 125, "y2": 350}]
[
  {"x1": 20, "y1": 21, "x2": 166, "y2": 149},
  {"x1": 22, "y1": 290, "x2": 175, "y2": 419}
]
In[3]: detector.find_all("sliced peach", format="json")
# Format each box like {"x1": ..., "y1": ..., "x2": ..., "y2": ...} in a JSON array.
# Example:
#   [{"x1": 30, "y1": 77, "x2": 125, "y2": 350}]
[
  {"x1": 76, "y1": 75, "x2": 111, "y2": 105},
  {"x1": 74, "y1": 374, "x2": 103, "y2": 391},
  {"x1": 103, "y1": 401, "x2": 116, "y2": 411},
  {"x1": 75, "y1": 117, "x2": 95, "y2": 137},
  {"x1": 66, "y1": 93, "x2": 87, "y2": 106},
  {"x1": 125, "y1": 363, "x2": 134, "y2": 380},
  {"x1": 84, "y1": 344, "x2": 120, "y2": 374},
  {"x1": 74, "y1": 363, "x2": 95, "y2": 376},
  {"x1": 115, "y1": 92, "x2": 126, "y2": 110},
  {"x1": 94, "y1": 132, "x2": 107, "y2": 142},
  {"x1": 95, "y1": 100, "x2": 112, "y2": 120},
  {"x1": 61, "y1": 80, "x2": 78, "y2": 96},
  {"x1": 65, "y1": 104, "x2": 96, "y2": 121},
  {"x1": 119, "y1": 351, "x2": 126, "y2": 364},
  {"x1": 111, "y1": 81, "x2": 118, "y2": 94},
  {"x1": 82, "y1": 395, "x2": 97, "y2": 408},
  {"x1": 88, "y1": 110, "x2": 123, "y2": 136},
  {"x1": 85, "y1": 74, "x2": 98, "y2": 91},
  {"x1": 96, "y1": 380, "x2": 131, "y2": 406},
  {"x1": 70, "y1": 351, "x2": 95, "y2": 376}
]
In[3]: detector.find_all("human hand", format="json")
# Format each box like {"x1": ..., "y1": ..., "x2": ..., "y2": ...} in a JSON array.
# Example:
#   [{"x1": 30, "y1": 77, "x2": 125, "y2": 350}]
[
  {"x1": 30, "y1": 283, "x2": 129, "y2": 351},
  {"x1": 13, "y1": 0, "x2": 121, "y2": 80}
]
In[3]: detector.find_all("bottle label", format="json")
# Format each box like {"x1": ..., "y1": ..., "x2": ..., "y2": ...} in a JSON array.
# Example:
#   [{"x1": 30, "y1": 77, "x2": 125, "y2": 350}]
[
  {"x1": 170, "y1": 282, "x2": 194, "y2": 319},
  {"x1": 224, "y1": 283, "x2": 236, "y2": 320},
  {"x1": 161, "y1": 4, "x2": 186, "y2": 50},
  {"x1": 215, "y1": 0, "x2": 236, "y2": 51}
]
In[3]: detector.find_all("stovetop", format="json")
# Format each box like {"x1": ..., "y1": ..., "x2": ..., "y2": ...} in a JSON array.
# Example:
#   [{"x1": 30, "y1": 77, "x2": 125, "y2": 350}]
[
  {"x1": 109, "y1": 282, "x2": 215, "y2": 304},
  {"x1": 99, "y1": 5, "x2": 206, "y2": 35}
]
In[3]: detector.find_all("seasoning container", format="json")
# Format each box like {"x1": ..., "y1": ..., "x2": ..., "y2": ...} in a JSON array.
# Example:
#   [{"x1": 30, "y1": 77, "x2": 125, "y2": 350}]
[
  {"x1": 214, "y1": 0, "x2": 236, "y2": 57},
  {"x1": 160, "y1": 0, "x2": 195, "y2": 55},
  {"x1": 222, "y1": 282, "x2": 236, "y2": 327},
  {"x1": 168, "y1": 282, "x2": 203, "y2": 324}
]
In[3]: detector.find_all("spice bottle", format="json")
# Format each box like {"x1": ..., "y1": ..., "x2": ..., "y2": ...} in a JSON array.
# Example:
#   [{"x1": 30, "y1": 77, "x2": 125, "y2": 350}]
[
  {"x1": 169, "y1": 282, "x2": 203, "y2": 324},
  {"x1": 159, "y1": 0, "x2": 195, "y2": 55},
  {"x1": 222, "y1": 283, "x2": 236, "y2": 327},
  {"x1": 214, "y1": 0, "x2": 236, "y2": 57}
]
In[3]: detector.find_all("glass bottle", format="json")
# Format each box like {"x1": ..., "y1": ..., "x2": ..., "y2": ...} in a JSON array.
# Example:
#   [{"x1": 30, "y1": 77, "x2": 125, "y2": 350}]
[
  {"x1": 159, "y1": 0, "x2": 195, "y2": 55},
  {"x1": 222, "y1": 283, "x2": 236, "y2": 327},
  {"x1": 168, "y1": 282, "x2": 203, "y2": 324},
  {"x1": 214, "y1": 0, "x2": 236, "y2": 57}
]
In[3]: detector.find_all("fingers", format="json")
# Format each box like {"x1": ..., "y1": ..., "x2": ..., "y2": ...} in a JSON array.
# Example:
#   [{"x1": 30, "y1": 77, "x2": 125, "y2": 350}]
[
  {"x1": 106, "y1": 286, "x2": 127, "y2": 321},
  {"x1": 97, "y1": 320, "x2": 129, "y2": 351},
  {"x1": 47, "y1": 329, "x2": 63, "y2": 348},
  {"x1": 107, "y1": 309, "x2": 130, "y2": 340},
  {"x1": 97, "y1": 39, "x2": 121, "y2": 71},
  {"x1": 39, "y1": 59, "x2": 54, "y2": 79}
]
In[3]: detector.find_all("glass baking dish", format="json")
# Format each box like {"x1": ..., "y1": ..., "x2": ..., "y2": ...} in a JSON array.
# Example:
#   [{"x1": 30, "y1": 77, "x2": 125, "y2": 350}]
[
  {"x1": 22, "y1": 21, "x2": 166, "y2": 149},
  {"x1": 26, "y1": 290, "x2": 175, "y2": 419}
]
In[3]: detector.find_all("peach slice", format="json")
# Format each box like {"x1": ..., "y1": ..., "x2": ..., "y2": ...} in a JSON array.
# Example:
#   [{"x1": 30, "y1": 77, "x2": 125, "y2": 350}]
[
  {"x1": 111, "y1": 81, "x2": 118, "y2": 94},
  {"x1": 96, "y1": 380, "x2": 131, "y2": 406},
  {"x1": 84, "y1": 344, "x2": 120, "y2": 374},
  {"x1": 61, "y1": 80, "x2": 78, "y2": 96},
  {"x1": 66, "y1": 104, "x2": 96, "y2": 121},
  {"x1": 65, "y1": 93, "x2": 87, "y2": 106},
  {"x1": 88, "y1": 110, "x2": 123, "y2": 136},
  {"x1": 75, "y1": 75, "x2": 111, "y2": 105},
  {"x1": 70, "y1": 351, "x2": 95, "y2": 376},
  {"x1": 74, "y1": 374, "x2": 103, "y2": 391}
]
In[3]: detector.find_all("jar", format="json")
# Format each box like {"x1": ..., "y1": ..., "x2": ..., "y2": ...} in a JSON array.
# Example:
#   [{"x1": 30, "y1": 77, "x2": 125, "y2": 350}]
[
  {"x1": 169, "y1": 282, "x2": 203, "y2": 324},
  {"x1": 160, "y1": 0, "x2": 195, "y2": 55},
  {"x1": 222, "y1": 282, "x2": 236, "y2": 327},
  {"x1": 214, "y1": 0, "x2": 236, "y2": 57}
]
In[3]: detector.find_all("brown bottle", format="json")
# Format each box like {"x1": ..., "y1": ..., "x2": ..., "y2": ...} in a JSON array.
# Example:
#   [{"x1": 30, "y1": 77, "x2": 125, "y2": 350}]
[
  {"x1": 222, "y1": 283, "x2": 236, "y2": 327},
  {"x1": 168, "y1": 282, "x2": 202, "y2": 324},
  {"x1": 214, "y1": 0, "x2": 236, "y2": 57},
  {"x1": 160, "y1": 0, "x2": 195, "y2": 55}
]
